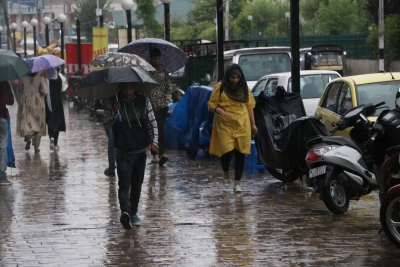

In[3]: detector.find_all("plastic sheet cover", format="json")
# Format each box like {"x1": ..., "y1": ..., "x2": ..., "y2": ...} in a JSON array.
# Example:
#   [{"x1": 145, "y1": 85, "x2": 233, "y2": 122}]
[
  {"x1": 254, "y1": 91, "x2": 328, "y2": 170},
  {"x1": 166, "y1": 86, "x2": 214, "y2": 151}
]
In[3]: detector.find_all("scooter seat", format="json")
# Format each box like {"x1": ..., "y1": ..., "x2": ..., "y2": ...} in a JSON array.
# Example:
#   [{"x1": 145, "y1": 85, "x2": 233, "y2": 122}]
[{"x1": 309, "y1": 136, "x2": 362, "y2": 154}]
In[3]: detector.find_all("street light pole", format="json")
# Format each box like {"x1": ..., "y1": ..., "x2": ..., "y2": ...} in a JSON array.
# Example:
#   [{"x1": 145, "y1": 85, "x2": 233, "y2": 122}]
[
  {"x1": 43, "y1": 16, "x2": 51, "y2": 46},
  {"x1": 160, "y1": 0, "x2": 172, "y2": 42},
  {"x1": 285, "y1": 12, "x2": 290, "y2": 37},
  {"x1": 121, "y1": 0, "x2": 134, "y2": 44},
  {"x1": 0, "y1": 26, "x2": 3, "y2": 49},
  {"x1": 57, "y1": 13, "x2": 67, "y2": 75},
  {"x1": 247, "y1": 15, "x2": 253, "y2": 40},
  {"x1": 30, "y1": 19, "x2": 38, "y2": 56},
  {"x1": 21, "y1": 21, "x2": 29, "y2": 59},
  {"x1": 10, "y1": 23, "x2": 17, "y2": 53}
]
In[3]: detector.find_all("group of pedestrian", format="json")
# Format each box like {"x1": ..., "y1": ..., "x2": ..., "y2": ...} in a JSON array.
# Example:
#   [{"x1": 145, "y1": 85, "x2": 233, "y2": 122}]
[{"x1": 0, "y1": 67, "x2": 66, "y2": 186}]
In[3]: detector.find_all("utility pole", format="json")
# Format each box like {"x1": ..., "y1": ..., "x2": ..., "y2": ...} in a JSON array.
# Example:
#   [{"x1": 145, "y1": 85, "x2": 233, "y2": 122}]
[
  {"x1": 378, "y1": 0, "x2": 384, "y2": 72},
  {"x1": 225, "y1": 0, "x2": 230, "y2": 41}
]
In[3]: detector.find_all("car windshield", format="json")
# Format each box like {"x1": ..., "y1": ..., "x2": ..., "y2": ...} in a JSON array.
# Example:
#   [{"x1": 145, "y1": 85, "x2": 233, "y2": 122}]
[
  {"x1": 356, "y1": 80, "x2": 400, "y2": 115},
  {"x1": 238, "y1": 53, "x2": 291, "y2": 81},
  {"x1": 288, "y1": 73, "x2": 340, "y2": 98}
]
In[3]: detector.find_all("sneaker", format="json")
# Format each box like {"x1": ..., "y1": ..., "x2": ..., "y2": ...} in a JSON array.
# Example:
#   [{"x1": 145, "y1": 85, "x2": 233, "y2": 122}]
[
  {"x1": 54, "y1": 145, "x2": 59, "y2": 151},
  {"x1": 233, "y1": 185, "x2": 242, "y2": 193},
  {"x1": 0, "y1": 177, "x2": 12, "y2": 185},
  {"x1": 120, "y1": 212, "x2": 132, "y2": 230},
  {"x1": 34, "y1": 148, "x2": 40, "y2": 153},
  {"x1": 25, "y1": 140, "x2": 31, "y2": 150},
  {"x1": 223, "y1": 178, "x2": 230, "y2": 185},
  {"x1": 131, "y1": 214, "x2": 141, "y2": 226},
  {"x1": 49, "y1": 138, "x2": 54, "y2": 151},
  {"x1": 104, "y1": 168, "x2": 116, "y2": 177},
  {"x1": 151, "y1": 157, "x2": 159, "y2": 163},
  {"x1": 159, "y1": 156, "x2": 168, "y2": 166}
]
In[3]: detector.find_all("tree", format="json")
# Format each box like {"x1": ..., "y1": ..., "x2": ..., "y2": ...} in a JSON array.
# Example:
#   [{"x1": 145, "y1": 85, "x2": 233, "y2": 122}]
[
  {"x1": 315, "y1": 0, "x2": 368, "y2": 35},
  {"x1": 135, "y1": 0, "x2": 163, "y2": 38},
  {"x1": 73, "y1": 0, "x2": 113, "y2": 43},
  {"x1": 364, "y1": 0, "x2": 400, "y2": 24}
]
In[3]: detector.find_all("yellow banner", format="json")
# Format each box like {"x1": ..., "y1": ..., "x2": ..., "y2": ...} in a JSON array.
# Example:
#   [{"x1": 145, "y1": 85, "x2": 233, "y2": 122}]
[
  {"x1": 118, "y1": 28, "x2": 136, "y2": 49},
  {"x1": 92, "y1": 27, "x2": 108, "y2": 59}
]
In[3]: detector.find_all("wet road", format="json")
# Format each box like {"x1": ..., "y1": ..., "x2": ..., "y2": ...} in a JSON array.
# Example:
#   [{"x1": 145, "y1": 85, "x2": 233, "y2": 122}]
[{"x1": 1, "y1": 101, "x2": 400, "y2": 267}]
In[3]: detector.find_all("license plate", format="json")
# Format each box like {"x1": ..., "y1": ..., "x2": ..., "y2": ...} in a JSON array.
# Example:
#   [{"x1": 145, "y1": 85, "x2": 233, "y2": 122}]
[{"x1": 309, "y1": 165, "x2": 326, "y2": 178}]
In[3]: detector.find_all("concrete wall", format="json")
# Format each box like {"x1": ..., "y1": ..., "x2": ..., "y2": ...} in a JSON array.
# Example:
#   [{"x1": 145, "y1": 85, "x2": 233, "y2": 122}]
[{"x1": 346, "y1": 59, "x2": 400, "y2": 75}]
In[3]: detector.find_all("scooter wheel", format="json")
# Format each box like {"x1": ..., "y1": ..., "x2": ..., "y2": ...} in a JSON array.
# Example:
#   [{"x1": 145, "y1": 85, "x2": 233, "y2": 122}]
[
  {"x1": 321, "y1": 176, "x2": 349, "y2": 214},
  {"x1": 380, "y1": 193, "x2": 400, "y2": 248}
]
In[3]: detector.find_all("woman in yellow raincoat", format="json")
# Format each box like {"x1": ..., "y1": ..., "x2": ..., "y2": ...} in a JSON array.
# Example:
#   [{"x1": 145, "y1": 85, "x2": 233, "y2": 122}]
[{"x1": 207, "y1": 64, "x2": 258, "y2": 193}]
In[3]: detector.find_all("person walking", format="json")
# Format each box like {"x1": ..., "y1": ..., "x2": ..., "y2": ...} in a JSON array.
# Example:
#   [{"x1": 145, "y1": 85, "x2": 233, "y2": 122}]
[
  {"x1": 16, "y1": 71, "x2": 47, "y2": 153},
  {"x1": 207, "y1": 64, "x2": 258, "y2": 193},
  {"x1": 102, "y1": 98, "x2": 116, "y2": 177},
  {"x1": 111, "y1": 82, "x2": 158, "y2": 230},
  {"x1": 45, "y1": 68, "x2": 66, "y2": 151},
  {"x1": 0, "y1": 81, "x2": 15, "y2": 185},
  {"x1": 146, "y1": 47, "x2": 171, "y2": 166}
]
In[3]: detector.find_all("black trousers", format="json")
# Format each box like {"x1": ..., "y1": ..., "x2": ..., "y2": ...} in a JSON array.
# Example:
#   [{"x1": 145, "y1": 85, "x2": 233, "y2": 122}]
[
  {"x1": 220, "y1": 149, "x2": 245, "y2": 181},
  {"x1": 151, "y1": 106, "x2": 169, "y2": 157}
]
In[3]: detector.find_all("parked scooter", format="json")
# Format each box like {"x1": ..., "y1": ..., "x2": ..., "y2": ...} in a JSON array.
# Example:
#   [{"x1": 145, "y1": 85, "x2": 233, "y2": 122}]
[{"x1": 306, "y1": 99, "x2": 400, "y2": 214}]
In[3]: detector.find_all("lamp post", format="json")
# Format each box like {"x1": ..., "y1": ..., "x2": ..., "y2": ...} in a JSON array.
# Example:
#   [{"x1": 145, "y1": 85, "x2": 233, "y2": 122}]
[
  {"x1": 10, "y1": 23, "x2": 17, "y2": 53},
  {"x1": 160, "y1": 0, "x2": 172, "y2": 42},
  {"x1": 43, "y1": 16, "x2": 51, "y2": 46},
  {"x1": 247, "y1": 15, "x2": 253, "y2": 40},
  {"x1": 30, "y1": 19, "x2": 38, "y2": 56},
  {"x1": 21, "y1": 21, "x2": 29, "y2": 59},
  {"x1": 121, "y1": 0, "x2": 134, "y2": 44},
  {"x1": 0, "y1": 26, "x2": 3, "y2": 49},
  {"x1": 285, "y1": 12, "x2": 290, "y2": 37},
  {"x1": 57, "y1": 14, "x2": 67, "y2": 74}
]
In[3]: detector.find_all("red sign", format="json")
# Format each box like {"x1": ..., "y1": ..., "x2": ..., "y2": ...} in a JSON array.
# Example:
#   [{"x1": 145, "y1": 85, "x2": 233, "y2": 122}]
[{"x1": 66, "y1": 43, "x2": 93, "y2": 77}]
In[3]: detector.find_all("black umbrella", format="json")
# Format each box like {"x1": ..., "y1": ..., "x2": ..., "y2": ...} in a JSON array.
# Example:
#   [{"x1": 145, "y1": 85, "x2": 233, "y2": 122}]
[{"x1": 72, "y1": 66, "x2": 158, "y2": 99}]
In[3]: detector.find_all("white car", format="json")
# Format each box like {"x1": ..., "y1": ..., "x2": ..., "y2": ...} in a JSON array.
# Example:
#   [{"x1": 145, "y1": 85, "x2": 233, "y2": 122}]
[
  {"x1": 108, "y1": 44, "x2": 119, "y2": 52},
  {"x1": 251, "y1": 70, "x2": 341, "y2": 116}
]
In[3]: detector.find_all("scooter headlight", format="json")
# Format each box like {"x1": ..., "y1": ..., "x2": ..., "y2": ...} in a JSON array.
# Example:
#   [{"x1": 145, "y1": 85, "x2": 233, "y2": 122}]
[{"x1": 306, "y1": 145, "x2": 340, "y2": 161}]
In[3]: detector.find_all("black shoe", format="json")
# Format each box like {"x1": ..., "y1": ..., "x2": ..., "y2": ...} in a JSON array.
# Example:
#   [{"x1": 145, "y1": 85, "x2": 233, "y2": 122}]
[
  {"x1": 25, "y1": 140, "x2": 31, "y2": 150},
  {"x1": 159, "y1": 156, "x2": 168, "y2": 166},
  {"x1": 104, "y1": 168, "x2": 115, "y2": 177},
  {"x1": 120, "y1": 212, "x2": 132, "y2": 230}
]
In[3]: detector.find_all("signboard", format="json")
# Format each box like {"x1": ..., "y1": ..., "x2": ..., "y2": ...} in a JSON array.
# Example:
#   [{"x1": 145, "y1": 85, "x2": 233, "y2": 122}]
[
  {"x1": 66, "y1": 43, "x2": 93, "y2": 77},
  {"x1": 118, "y1": 28, "x2": 136, "y2": 49},
  {"x1": 92, "y1": 27, "x2": 108, "y2": 58}
]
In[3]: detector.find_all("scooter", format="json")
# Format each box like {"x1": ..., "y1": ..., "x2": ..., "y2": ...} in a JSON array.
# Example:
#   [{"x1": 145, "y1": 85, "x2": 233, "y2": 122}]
[{"x1": 305, "y1": 102, "x2": 387, "y2": 214}]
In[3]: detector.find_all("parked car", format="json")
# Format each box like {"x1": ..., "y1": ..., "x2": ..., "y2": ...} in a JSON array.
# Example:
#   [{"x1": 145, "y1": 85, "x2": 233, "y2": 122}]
[
  {"x1": 315, "y1": 72, "x2": 400, "y2": 136},
  {"x1": 252, "y1": 70, "x2": 341, "y2": 116}
]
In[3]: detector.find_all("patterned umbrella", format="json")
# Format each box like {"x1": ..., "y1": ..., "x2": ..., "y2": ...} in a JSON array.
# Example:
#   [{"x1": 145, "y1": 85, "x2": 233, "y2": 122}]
[
  {"x1": 72, "y1": 66, "x2": 158, "y2": 99},
  {"x1": 25, "y1": 54, "x2": 65, "y2": 74},
  {"x1": 118, "y1": 38, "x2": 187, "y2": 73},
  {"x1": 88, "y1": 52, "x2": 155, "y2": 71},
  {"x1": 0, "y1": 49, "x2": 30, "y2": 82}
]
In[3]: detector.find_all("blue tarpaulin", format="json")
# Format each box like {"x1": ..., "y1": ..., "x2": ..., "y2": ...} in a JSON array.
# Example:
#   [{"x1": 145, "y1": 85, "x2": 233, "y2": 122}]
[{"x1": 166, "y1": 86, "x2": 214, "y2": 152}]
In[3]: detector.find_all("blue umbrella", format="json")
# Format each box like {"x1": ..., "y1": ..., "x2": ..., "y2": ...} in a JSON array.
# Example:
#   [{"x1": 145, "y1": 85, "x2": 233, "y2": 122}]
[
  {"x1": 25, "y1": 54, "x2": 65, "y2": 74},
  {"x1": 118, "y1": 38, "x2": 187, "y2": 73}
]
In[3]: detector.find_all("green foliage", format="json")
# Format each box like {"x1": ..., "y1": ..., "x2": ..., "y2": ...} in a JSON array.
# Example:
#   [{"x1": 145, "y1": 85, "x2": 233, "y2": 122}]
[
  {"x1": 315, "y1": 0, "x2": 368, "y2": 35},
  {"x1": 73, "y1": 0, "x2": 113, "y2": 43},
  {"x1": 368, "y1": 15, "x2": 400, "y2": 68},
  {"x1": 136, "y1": 0, "x2": 163, "y2": 37},
  {"x1": 301, "y1": 0, "x2": 329, "y2": 21}
]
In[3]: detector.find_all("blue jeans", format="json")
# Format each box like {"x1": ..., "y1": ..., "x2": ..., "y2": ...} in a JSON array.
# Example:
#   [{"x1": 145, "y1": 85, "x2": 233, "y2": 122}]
[
  {"x1": 116, "y1": 149, "x2": 147, "y2": 215},
  {"x1": 0, "y1": 118, "x2": 8, "y2": 180},
  {"x1": 105, "y1": 127, "x2": 116, "y2": 171}
]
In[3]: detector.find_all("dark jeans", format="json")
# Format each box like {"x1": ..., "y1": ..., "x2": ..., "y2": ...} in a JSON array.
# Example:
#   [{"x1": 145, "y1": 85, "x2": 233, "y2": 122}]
[
  {"x1": 151, "y1": 106, "x2": 168, "y2": 157},
  {"x1": 116, "y1": 149, "x2": 147, "y2": 215},
  {"x1": 105, "y1": 126, "x2": 116, "y2": 171},
  {"x1": 221, "y1": 149, "x2": 245, "y2": 181}
]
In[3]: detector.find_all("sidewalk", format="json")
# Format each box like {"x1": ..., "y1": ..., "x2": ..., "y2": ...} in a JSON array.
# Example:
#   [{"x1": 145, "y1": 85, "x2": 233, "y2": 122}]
[{"x1": 1, "y1": 101, "x2": 400, "y2": 267}]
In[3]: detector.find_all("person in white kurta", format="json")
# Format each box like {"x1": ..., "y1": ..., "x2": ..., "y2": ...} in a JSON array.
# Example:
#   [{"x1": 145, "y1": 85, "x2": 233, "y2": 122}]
[{"x1": 16, "y1": 71, "x2": 47, "y2": 153}]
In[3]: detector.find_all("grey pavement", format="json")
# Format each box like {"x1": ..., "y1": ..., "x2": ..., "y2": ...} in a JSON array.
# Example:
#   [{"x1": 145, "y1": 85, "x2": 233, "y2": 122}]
[{"x1": 1, "y1": 101, "x2": 400, "y2": 267}]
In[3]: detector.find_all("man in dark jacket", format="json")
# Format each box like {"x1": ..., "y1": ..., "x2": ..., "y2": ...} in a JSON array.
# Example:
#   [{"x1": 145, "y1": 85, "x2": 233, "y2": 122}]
[
  {"x1": 111, "y1": 82, "x2": 158, "y2": 230},
  {"x1": 0, "y1": 81, "x2": 15, "y2": 185}
]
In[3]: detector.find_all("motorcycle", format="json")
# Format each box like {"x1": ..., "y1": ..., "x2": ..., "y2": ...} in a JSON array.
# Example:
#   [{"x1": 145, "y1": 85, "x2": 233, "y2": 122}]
[
  {"x1": 306, "y1": 98, "x2": 400, "y2": 214},
  {"x1": 254, "y1": 87, "x2": 328, "y2": 183}
]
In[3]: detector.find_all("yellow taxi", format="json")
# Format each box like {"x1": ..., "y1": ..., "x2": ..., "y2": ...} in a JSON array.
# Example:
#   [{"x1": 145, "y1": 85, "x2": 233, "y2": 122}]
[{"x1": 315, "y1": 72, "x2": 400, "y2": 136}]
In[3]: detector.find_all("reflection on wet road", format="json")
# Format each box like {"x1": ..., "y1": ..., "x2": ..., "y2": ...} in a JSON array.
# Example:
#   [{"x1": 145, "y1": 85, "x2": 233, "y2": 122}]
[{"x1": 1, "y1": 102, "x2": 399, "y2": 266}]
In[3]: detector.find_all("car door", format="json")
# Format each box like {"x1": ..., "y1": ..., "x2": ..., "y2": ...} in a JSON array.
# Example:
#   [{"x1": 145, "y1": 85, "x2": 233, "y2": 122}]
[{"x1": 315, "y1": 82, "x2": 343, "y2": 134}]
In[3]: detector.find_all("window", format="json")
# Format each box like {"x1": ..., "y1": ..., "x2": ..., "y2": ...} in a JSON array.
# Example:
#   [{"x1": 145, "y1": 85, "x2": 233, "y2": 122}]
[
  {"x1": 337, "y1": 84, "x2": 352, "y2": 115},
  {"x1": 322, "y1": 82, "x2": 342, "y2": 112},
  {"x1": 252, "y1": 79, "x2": 267, "y2": 96},
  {"x1": 264, "y1": 78, "x2": 279, "y2": 95}
]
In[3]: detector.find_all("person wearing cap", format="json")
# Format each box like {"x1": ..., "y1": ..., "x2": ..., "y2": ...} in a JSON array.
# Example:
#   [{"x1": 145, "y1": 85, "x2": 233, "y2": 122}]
[
  {"x1": 207, "y1": 64, "x2": 257, "y2": 193},
  {"x1": 146, "y1": 47, "x2": 171, "y2": 167}
]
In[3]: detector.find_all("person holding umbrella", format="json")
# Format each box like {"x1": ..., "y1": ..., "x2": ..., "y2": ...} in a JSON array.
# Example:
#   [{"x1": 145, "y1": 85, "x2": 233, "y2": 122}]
[
  {"x1": 110, "y1": 82, "x2": 159, "y2": 229},
  {"x1": 0, "y1": 81, "x2": 14, "y2": 185},
  {"x1": 146, "y1": 47, "x2": 171, "y2": 166},
  {"x1": 16, "y1": 70, "x2": 48, "y2": 153}
]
